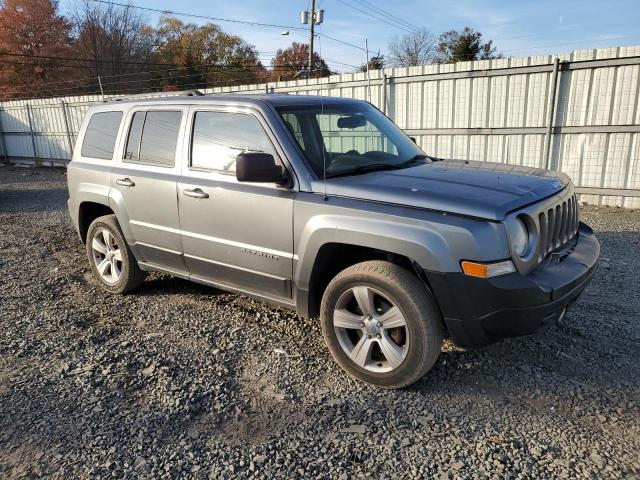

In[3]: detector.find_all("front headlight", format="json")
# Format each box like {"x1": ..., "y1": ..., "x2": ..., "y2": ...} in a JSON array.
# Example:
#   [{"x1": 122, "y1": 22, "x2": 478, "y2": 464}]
[{"x1": 511, "y1": 217, "x2": 529, "y2": 257}]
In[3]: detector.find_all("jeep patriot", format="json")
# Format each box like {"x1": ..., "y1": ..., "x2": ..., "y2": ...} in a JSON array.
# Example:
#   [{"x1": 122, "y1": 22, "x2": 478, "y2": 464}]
[{"x1": 67, "y1": 94, "x2": 600, "y2": 388}]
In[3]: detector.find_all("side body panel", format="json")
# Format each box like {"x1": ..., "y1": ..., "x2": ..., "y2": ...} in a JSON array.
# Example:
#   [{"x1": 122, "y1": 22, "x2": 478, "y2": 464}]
[
  {"x1": 177, "y1": 105, "x2": 296, "y2": 301},
  {"x1": 67, "y1": 104, "x2": 128, "y2": 236},
  {"x1": 178, "y1": 173, "x2": 295, "y2": 299},
  {"x1": 108, "y1": 105, "x2": 189, "y2": 274}
]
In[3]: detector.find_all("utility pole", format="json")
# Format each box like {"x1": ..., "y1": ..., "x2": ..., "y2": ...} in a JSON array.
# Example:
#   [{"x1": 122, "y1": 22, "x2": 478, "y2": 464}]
[
  {"x1": 308, "y1": 0, "x2": 315, "y2": 72},
  {"x1": 300, "y1": 2, "x2": 324, "y2": 74}
]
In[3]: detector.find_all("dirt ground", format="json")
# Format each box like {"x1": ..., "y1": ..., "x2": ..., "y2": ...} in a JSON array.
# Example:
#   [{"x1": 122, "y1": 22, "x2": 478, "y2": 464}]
[{"x1": 0, "y1": 166, "x2": 638, "y2": 479}]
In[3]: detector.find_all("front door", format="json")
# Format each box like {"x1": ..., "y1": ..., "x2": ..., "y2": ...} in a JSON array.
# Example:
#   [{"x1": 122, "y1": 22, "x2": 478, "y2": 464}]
[
  {"x1": 110, "y1": 107, "x2": 187, "y2": 274},
  {"x1": 177, "y1": 108, "x2": 295, "y2": 300}
]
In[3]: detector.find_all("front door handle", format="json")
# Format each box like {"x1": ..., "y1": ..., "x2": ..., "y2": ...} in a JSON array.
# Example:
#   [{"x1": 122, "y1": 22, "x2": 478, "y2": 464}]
[
  {"x1": 116, "y1": 178, "x2": 135, "y2": 187},
  {"x1": 183, "y1": 188, "x2": 209, "y2": 199}
]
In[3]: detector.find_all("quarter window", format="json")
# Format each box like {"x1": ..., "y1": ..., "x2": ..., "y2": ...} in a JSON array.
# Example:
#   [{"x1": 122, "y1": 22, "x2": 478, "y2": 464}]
[
  {"x1": 124, "y1": 111, "x2": 182, "y2": 167},
  {"x1": 124, "y1": 112, "x2": 144, "y2": 161},
  {"x1": 81, "y1": 111, "x2": 123, "y2": 160},
  {"x1": 191, "y1": 111, "x2": 276, "y2": 172}
]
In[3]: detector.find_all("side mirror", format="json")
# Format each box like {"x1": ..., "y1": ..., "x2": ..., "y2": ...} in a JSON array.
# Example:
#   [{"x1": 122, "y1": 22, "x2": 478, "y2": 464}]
[{"x1": 236, "y1": 152, "x2": 288, "y2": 185}]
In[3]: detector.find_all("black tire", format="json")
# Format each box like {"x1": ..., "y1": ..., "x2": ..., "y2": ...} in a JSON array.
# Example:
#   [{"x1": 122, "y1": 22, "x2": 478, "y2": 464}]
[
  {"x1": 320, "y1": 261, "x2": 443, "y2": 389},
  {"x1": 85, "y1": 214, "x2": 146, "y2": 294}
]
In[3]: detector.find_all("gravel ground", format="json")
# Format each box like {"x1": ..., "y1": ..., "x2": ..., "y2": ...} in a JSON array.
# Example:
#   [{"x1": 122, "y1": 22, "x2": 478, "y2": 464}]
[{"x1": 0, "y1": 166, "x2": 638, "y2": 479}]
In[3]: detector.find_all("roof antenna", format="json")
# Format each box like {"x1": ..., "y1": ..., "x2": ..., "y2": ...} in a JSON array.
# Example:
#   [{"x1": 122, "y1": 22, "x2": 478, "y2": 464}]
[{"x1": 318, "y1": 25, "x2": 328, "y2": 202}]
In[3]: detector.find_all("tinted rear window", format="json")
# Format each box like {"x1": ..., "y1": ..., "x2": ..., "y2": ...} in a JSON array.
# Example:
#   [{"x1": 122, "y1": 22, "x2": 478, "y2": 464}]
[
  {"x1": 124, "y1": 111, "x2": 181, "y2": 167},
  {"x1": 81, "y1": 111, "x2": 123, "y2": 160}
]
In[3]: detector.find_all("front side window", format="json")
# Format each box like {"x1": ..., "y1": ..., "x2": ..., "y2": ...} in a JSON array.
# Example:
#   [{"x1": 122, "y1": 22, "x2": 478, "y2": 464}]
[
  {"x1": 81, "y1": 111, "x2": 123, "y2": 160},
  {"x1": 191, "y1": 111, "x2": 277, "y2": 173},
  {"x1": 277, "y1": 103, "x2": 426, "y2": 178},
  {"x1": 124, "y1": 110, "x2": 182, "y2": 167}
]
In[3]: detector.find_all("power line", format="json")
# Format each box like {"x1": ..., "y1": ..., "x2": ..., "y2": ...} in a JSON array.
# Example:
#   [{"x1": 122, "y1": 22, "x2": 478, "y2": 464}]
[
  {"x1": 491, "y1": 25, "x2": 621, "y2": 42},
  {"x1": 317, "y1": 32, "x2": 366, "y2": 51},
  {"x1": 336, "y1": 0, "x2": 416, "y2": 34},
  {"x1": 0, "y1": 51, "x2": 175, "y2": 66},
  {"x1": 2, "y1": 66, "x2": 337, "y2": 102},
  {"x1": 2, "y1": 49, "x2": 263, "y2": 71},
  {"x1": 90, "y1": 0, "x2": 307, "y2": 31},
  {"x1": 1, "y1": 58, "x2": 274, "y2": 84},
  {"x1": 500, "y1": 37, "x2": 633, "y2": 53},
  {"x1": 350, "y1": 0, "x2": 418, "y2": 32},
  {"x1": 0, "y1": 58, "x2": 358, "y2": 96},
  {"x1": 91, "y1": 0, "x2": 371, "y2": 54}
]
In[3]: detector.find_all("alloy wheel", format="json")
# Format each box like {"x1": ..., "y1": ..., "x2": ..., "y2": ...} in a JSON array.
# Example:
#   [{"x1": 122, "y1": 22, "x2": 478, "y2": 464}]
[
  {"x1": 333, "y1": 285, "x2": 409, "y2": 373},
  {"x1": 91, "y1": 228, "x2": 122, "y2": 285}
]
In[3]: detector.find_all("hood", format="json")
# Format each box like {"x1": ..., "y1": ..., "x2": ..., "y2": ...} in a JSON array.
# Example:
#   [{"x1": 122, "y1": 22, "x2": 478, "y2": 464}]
[{"x1": 311, "y1": 160, "x2": 570, "y2": 220}]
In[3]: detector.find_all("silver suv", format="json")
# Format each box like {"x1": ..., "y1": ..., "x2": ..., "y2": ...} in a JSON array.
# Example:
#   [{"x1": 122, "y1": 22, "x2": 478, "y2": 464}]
[{"x1": 67, "y1": 94, "x2": 599, "y2": 388}]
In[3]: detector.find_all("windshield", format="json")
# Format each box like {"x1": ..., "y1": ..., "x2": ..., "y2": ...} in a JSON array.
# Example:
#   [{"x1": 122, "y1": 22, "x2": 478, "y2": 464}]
[{"x1": 276, "y1": 102, "x2": 427, "y2": 178}]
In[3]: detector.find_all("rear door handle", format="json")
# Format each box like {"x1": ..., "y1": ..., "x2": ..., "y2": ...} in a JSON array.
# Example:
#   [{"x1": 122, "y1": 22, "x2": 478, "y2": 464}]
[
  {"x1": 183, "y1": 188, "x2": 209, "y2": 199},
  {"x1": 116, "y1": 178, "x2": 135, "y2": 187}
]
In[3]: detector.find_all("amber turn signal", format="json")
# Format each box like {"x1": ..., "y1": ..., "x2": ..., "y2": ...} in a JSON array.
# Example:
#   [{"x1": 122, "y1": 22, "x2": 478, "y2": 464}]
[{"x1": 461, "y1": 260, "x2": 516, "y2": 278}]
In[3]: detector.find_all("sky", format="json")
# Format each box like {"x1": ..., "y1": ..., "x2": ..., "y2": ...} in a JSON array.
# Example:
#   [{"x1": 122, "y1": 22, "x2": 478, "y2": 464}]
[{"x1": 58, "y1": 0, "x2": 640, "y2": 72}]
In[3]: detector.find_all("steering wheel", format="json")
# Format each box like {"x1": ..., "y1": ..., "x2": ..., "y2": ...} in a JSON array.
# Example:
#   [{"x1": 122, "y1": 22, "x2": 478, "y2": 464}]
[{"x1": 327, "y1": 150, "x2": 362, "y2": 172}]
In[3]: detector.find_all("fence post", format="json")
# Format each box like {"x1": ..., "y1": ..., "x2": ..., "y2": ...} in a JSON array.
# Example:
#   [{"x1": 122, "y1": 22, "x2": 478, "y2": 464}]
[
  {"x1": 25, "y1": 104, "x2": 39, "y2": 167},
  {"x1": 0, "y1": 108, "x2": 8, "y2": 164},
  {"x1": 382, "y1": 73, "x2": 388, "y2": 115},
  {"x1": 543, "y1": 57, "x2": 561, "y2": 170},
  {"x1": 60, "y1": 101, "x2": 74, "y2": 161}
]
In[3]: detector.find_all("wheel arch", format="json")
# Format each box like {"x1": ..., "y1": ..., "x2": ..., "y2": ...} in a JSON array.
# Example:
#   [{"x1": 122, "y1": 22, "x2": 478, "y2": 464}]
[
  {"x1": 78, "y1": 200, "x2": 114, "y2": 243},
  {"x1": 294, "y1": 217, "x2": 454, "y2": 318}
]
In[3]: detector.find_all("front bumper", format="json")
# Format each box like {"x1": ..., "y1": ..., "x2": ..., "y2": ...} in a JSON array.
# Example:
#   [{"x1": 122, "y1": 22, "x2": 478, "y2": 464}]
[{"x1": 425, "y1": 222, "x2": 600, "y2": 348}]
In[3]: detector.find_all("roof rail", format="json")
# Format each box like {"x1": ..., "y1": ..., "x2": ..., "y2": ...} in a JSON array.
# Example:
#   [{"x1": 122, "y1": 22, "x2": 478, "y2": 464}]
[{"x1": 105, "y1": 88, "x2": 205, "y2": 102}]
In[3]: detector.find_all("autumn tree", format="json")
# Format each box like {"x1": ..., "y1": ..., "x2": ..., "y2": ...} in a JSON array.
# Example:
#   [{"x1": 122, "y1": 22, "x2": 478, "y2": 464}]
[
  {"x1": 388, "y1": 28, "x2": 438, "y2": 67},
  {"x1": 153, "y1": 17, "x2": 265, "y2": 90},
  {"x1": 270, "y1": 42, "x2": 331, "y2": 81},
  {"x1": 437, "y1": 27, "x2": 500, "y2": 63},
  {"x1": 72, "y1": 0, "x2": 156, "y2": 95},
  {"x1": 0, "y1": 0, "x2": 76, "y2": 100}
]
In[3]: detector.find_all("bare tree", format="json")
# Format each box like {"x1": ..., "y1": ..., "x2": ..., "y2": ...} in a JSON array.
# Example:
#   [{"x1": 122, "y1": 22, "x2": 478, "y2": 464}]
[
  {"x1": 388, "y1": 28, "x2": 438, "y2": 67},
  {"x1": 72, "y1": 0, "x2": 157, "y2": 94}
]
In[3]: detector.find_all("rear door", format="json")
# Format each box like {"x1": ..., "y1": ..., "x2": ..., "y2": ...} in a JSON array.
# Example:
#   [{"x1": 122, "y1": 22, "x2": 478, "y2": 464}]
[
  {"x1": 110, "y1": 106, "x2": 187, "y2": 274},
  {"x1": 177, "y1": 107, "x2": 295, "y2": 301}
]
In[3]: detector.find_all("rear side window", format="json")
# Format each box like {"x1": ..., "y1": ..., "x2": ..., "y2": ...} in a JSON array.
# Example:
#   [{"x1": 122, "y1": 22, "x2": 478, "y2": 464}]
[
  {"x1": 191, "y1": 111, "x2": 276, "y2": 172},
  {"x1": 81, "y1": 111, "x2": 123, "y2": 160},
  {"x1": 124, "y1": 111, "x2": 182, "y2": 167},
  {"x1": 124, "y1": 112, "x2": 144, "y2": 161}
]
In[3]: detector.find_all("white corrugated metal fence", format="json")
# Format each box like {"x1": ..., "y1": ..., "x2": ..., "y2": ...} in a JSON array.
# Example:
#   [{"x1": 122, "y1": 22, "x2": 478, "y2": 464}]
[{"x1": 1, "y1": 45, "x2": 639, "y2": 207}]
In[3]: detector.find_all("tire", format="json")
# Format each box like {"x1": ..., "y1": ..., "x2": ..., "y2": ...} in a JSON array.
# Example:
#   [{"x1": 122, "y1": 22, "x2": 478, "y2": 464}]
[
  {"x1": 86, "y1": 214, "x2": 146, "y2": 294},
  {"x1": 320, "y1": 261, "x2": 443, "y2": 389}
]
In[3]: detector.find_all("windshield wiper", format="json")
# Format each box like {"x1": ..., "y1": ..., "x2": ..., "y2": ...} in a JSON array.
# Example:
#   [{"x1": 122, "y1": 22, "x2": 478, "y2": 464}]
[
  {"x1": 397, "y1": 154, "x2": 428, "y2": 167},
  {"x1": 326, "y1": 163, "x2": 401, "y2": 178},
  {"x1": 326, "y1": 154, "x2": 429, "y2": 178}
]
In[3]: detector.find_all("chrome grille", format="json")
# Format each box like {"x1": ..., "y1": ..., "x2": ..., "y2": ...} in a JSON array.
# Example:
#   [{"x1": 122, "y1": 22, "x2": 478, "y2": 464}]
[{"x1": 537, "y1": 193, "x2": 579, "y2": 261}]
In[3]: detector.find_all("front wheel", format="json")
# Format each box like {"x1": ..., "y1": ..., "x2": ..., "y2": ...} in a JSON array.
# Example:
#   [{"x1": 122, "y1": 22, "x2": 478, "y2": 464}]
[{"x1": 320, "y1": 261, "x2": 443, "y2": 389}]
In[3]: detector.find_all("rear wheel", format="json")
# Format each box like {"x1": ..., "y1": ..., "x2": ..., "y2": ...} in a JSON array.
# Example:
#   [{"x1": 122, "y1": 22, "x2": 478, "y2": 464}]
[
  {"x1": 320, "y1": 261, "x2": 442, "y2": 389},
  {"x1": 86, "y1": 214, "x2": 146, "y2": 294}
]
